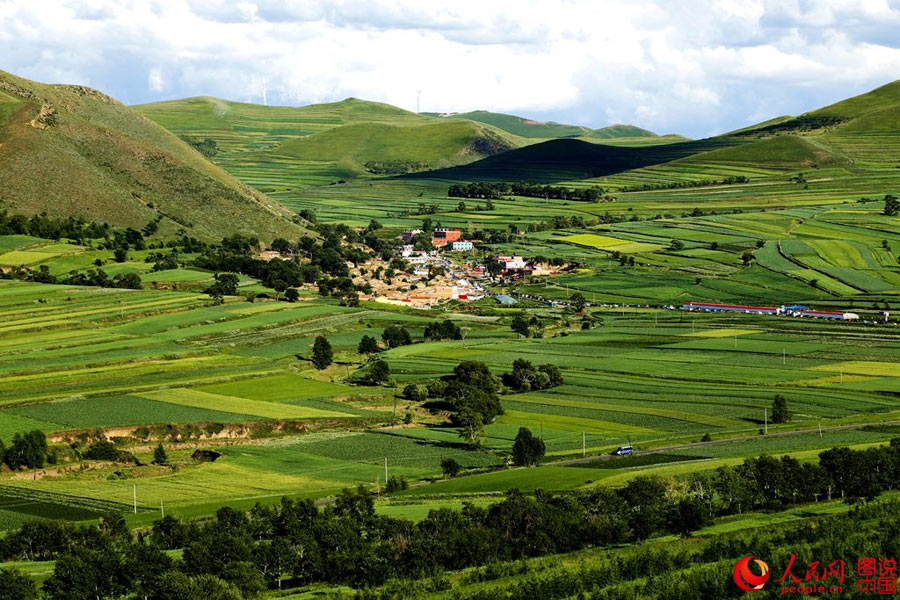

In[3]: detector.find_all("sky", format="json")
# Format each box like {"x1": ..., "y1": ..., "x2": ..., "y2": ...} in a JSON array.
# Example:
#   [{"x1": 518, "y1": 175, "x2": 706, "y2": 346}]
[{"x1": 2, "y1": 0, "x2": 900, "y2": 138}]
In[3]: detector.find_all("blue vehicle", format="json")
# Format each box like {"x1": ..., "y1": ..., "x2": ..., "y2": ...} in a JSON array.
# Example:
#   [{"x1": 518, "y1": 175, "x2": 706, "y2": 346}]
[{"x1": 613, "y1": 445, "x2": 634, "y2": 456}]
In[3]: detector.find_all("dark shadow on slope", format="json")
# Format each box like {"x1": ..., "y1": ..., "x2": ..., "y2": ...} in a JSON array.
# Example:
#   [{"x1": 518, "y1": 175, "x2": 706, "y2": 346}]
[{"x1": 405, "y1": 136, "x2": 743, "y2": 182}]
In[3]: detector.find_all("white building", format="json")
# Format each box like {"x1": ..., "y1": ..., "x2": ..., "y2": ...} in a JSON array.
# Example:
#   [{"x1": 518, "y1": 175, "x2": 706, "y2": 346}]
[
  {"x1": 497, "y1": 255, "x2": 526, "y2": 270},
  {"x1": 450, "y1": 241, "x2": 474, "y2": 251}
]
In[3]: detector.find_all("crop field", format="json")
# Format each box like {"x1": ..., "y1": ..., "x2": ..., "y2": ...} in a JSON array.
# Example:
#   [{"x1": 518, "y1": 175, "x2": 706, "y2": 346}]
[
  {"x1": 2, "y1": 84, "x2": 900, "y2": 576},
  {"x1": 5, "y1": 274, "x2": 899, "y2": 527},
  {"x1": 382, "y1": 311, "x2": 900, "y2": 461}
]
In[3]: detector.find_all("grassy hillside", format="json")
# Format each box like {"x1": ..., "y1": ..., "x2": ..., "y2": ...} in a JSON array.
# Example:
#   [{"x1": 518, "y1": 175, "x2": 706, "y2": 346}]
[
  {"x1": 271, "y1": 120, "x2": 520, "y2": 175},
  {"x1": 424, "y1": 109, "x2": 660, "y2": 140},
  {"x1": 0, "y1": 71, "x2": 304, "y2": 242},
  {"x1": 586, "y1": 123, "x2": 658, "y2": 139},
  {"x1": 138, "y1": 97, "x2": 522, "y2": 187},
  {"x1": 137, "y1": 96, "x2": 428, "y2": 154},
  {"x1": 424, "y1": 110, "x2": 592, "y2": 138}
]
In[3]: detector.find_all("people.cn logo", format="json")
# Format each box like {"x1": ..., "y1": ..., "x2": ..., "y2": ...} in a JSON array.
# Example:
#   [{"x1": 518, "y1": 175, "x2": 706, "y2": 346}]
[{"x1": 734, "y1": 555, "x2": 770, "y2": 592}]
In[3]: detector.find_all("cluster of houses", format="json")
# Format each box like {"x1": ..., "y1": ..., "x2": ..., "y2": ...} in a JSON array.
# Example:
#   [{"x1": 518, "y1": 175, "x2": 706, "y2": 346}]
[{"x1": 398, "y1": 228, "x2": 473, "y2": 252}]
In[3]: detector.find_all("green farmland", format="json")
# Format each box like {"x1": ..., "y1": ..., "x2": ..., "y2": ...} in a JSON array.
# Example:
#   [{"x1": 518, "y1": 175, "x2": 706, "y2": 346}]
[
  {"x1": 3, "y1": 67, "x2": 900, "y2": 600},
  {"x1": 1, "y1": 276, "x2": 899, "y2": 531}
]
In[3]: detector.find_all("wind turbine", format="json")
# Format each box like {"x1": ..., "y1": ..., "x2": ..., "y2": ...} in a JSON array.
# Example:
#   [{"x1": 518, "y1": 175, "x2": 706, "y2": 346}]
[{"x1": 416, "y1": 89, "x2": 421, "y2": 113}]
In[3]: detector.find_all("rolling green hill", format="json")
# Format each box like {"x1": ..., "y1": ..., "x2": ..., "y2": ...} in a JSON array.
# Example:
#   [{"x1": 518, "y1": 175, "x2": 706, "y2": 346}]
[
  {"x1": 136, "y1": 96, "x2": 429, "y2": 154},
  {"x1": 420, "y1": 79, "x2": 900, "y2": 182},
  {"x1": 271, "y1": 120, "x2": 520, "y2": 174},
  {"x1": 423, "y1": 109, "x2": 661, "y2": 140},
  {"x1": 138, "y1": 97, "x2": 524, "y2": 187},
  {"x1": 0, "y1": 71, "x2": 303, "y2": 241}
]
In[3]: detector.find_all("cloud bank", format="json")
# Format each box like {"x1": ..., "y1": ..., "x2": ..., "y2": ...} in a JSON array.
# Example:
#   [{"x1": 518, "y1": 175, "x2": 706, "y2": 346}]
[{"x1": 2, "y1": 0, "x2": 899, "y2": 137}]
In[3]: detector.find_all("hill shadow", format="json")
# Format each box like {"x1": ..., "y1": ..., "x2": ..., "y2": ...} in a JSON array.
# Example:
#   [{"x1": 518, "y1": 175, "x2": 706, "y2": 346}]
[{"x1": 405, "y1": 136, "x2": 742, "y2": 183}]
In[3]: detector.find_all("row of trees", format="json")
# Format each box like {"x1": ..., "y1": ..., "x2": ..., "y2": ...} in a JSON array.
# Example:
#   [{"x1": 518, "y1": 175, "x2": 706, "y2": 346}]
[
  {"x1": 1, "y1": 440, "x2": 898, "y2": 597},
  {"x1": 0, "y1": 210, "x2": 110, "y2": 242},
  {"x1": 448, "y1": 182, "x2": 605, "y2": 203},
  {"x1": 0, "y1": 264, "x2": 143, "y2": 290},
  {"x1": 502, "y1": 359, "x2": 563, "y2": 392},
  {"x1": 619, "y1": 175, "x2": 749, "y2": 192}
]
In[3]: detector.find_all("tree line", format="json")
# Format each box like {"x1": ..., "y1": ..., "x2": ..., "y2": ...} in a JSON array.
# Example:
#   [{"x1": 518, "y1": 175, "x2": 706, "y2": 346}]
[
  {"x1": 0, "y1": 438, "x2": 898, "y2": 598},
  {"x1": 448, "y1": 182, "x2": 605, "y2": 203},
  {"x1": 0, "y1": 210, "x2": 110, "y2": 242},
  {"x1": 619, "y1": 175, "x2": 749, "y2": 192}
]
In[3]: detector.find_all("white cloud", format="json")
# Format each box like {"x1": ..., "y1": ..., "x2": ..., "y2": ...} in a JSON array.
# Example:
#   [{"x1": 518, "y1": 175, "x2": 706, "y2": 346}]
[
  {"x1": 148, "y1": 67, "x2": 164, "y2": 92},
  {"x1": 1, "y1": 0, "x2": 899, "y2": 137}
]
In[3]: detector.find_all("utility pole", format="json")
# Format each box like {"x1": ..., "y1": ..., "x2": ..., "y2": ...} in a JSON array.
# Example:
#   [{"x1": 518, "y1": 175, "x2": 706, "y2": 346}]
[
  {"x1": 818, "y1": 421, "x2": 822, "y2": 438},
  {"x1": 783, "y1": 348, "x2": 786, "y2": 366},
  {"x1": 133, "y1": 484, "x2": 137, "y2": 514},
  {"x1": 764, "y1": 408, "x2": 768, "y2": 434},
  {"x1": 582, "y1": 431, "x2": 586, "y2": 457},
  {"x1": 160, "y1": 499, "x2": 164, "y2": 517},
  {"x1": 384, "y1": 457, "x2": 388, "y2": 483}
]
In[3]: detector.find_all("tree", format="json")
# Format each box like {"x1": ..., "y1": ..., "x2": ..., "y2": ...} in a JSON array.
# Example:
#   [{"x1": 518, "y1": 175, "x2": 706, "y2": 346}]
[
  {"x1": 486, "y1": 260, "x2": 504, "y2": 278},
  {"x1": 367, "y1": 359, "x2": 390, "y2": 384},
  {"x1": 382, "y1": 325, "x2": 411, "y2": 348},
  {"x1": 441, "y1": 458, "x2": 461, "y2": 478},
  {"x1": 4, "y1": 430, "x2": 47, "y2": 470},
  {"x1": 538, "y1": 363, "x2": 564, "y2": 388},
  {"x1": 147, "y1": 572, "x2": 242, "y2": 600},
  {"x1": 412, "y1": 233, "x2": 433, "y2": 251},
  {"x1": 883, "y1": 194, "x2": 899, "y2": 216},
  {"x1": 402, "y1": 384, "x2": 424, "y2": 401},
  {"x1": 153, "y1": 443, "x2": 168, "y2": 465},
  {"x1": 270, "y1": 238, "x2": 293, "y2": 253},
  {"x1": 311, "y1": 336, "x2": 333, "y2": 370},
  {"x1": 0, "y1": 568, "x2": 38, "y2": 600},
  {"x1": 510, "y1": 314, "x2": 530, "y2": 337},
  {"x1": 113, "y1": 247, "x2": 128, "y2": 262},
  {"x1": 512, "y1": 427, "x2": 545, "y2": 466},
  {"x1": 206, "y1": 273, "x2": 239, "y2": 299},
  {"x1": 221, "y1": 561, "x2": 266, "y2": 598},
  {"x1": 456, "y1": 408, "x2": 485, "y2": 447},
  {"x1": 771, "y1": 394, "x2": 791, "y2": 423},
  {"x1": 385, "y1": 475, "x2": 409, "y2": 492},
  {"x1": 667, "y1": 497, "x2": 710, "y2": 538},
  {"x1": 569, "y1": 292, "x2": 586, "y2": 312},
  {"x1": 284, "y1": 288, "x2": 299, "y2": 302},
  {"x1": 43, "y1": 542, "x2": 130, "y2": 600},
  {"x1": 741, "y1": 250, "x2": 754, "y2": 266},
  {"x1": 669, "y1": 239, "x2": 684, "y2": 251},
  {"x1": 357, "y1": 335, "x2": 379, "y2": 358},
  {"x1": 424, "y1": 319, "x2": 462, "y2": 341}
]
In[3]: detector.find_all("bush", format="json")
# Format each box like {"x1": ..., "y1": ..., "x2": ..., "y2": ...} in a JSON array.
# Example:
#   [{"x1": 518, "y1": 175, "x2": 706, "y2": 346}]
[
  {"x1": 385, "y1": 475, "x2": 408, "y2": 493},
  {"x1": 441, "y1": 458, "x2": 461, "y2": 477}
]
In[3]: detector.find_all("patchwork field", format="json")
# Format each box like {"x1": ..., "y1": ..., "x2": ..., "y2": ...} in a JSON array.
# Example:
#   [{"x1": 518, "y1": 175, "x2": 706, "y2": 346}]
[{"x1": 2, "y1": 275, "x2": 899, "y2": 529}]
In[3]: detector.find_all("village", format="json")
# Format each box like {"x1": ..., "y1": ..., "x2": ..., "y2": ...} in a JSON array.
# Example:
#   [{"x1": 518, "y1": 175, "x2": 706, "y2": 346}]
[{"x1": 259, "y1": 226, "x2": 563, "y2": 309}]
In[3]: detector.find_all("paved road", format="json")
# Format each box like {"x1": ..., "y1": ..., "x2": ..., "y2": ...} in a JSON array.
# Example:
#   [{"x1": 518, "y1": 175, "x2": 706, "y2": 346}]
[{"x1": 550, "y1": 419, "x2": 900, "y2": 467}]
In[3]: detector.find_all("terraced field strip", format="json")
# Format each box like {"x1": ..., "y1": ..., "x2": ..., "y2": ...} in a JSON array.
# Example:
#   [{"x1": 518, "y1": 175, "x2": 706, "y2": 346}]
[
  {"x1": 196, "y1": 373, "x2": 357, "y2": 402},
  {"x1": 810, "y1": 361, "x2": 900, "y2": 377},
  {"x1": 508, "y1": 393, "x2": 743, "y2": 429},
  {"x1": 685, "y1": 327, "x2": 763, "y2": 337},
  {"x1": 0, "y1": 355, "x2": 282, "y2": 404},
  {"x1": 138, "y1": 388, "x2": 355, "y2": 419},
  {"x1": 497, "y1": 410, "x2": 655, "y2": 435}
]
